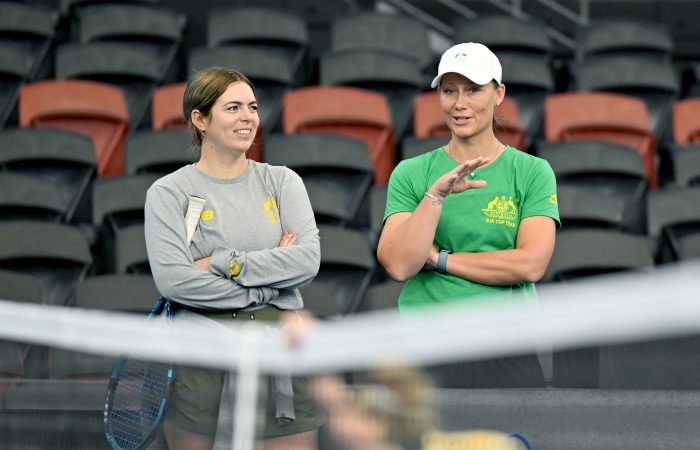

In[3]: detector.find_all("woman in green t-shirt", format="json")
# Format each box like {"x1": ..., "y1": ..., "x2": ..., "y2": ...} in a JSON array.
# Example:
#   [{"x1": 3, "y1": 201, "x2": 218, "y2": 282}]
[{"x1": 377, "y1": 42, "x2": 560, "y2": 388}]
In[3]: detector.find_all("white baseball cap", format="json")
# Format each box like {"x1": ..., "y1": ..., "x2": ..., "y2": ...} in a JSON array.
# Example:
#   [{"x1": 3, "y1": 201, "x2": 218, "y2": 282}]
[{"x1": 430, "y1": 42, "x2": 502, "y2": 88}]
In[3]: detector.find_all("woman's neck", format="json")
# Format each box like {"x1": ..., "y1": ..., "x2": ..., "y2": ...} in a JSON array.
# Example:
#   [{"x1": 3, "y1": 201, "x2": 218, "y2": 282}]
[
  {"x1": 448, "y1": 133, "x2": 504, "y2": 164},
  {"x1": 196, "y1": 145, "x2": 249, "y2": 179}
]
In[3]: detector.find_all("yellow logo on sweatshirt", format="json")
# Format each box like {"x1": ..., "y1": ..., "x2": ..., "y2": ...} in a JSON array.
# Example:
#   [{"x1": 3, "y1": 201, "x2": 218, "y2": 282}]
[
  {"x1": 200, "y1": 210, "x2": 214, "y2": 221},
  {"x1": 229, "y1": 259, "x2": 241, "y2": 277},
  {"x1": 264, "y1": 195, "x2": 280, "y2": 224}
]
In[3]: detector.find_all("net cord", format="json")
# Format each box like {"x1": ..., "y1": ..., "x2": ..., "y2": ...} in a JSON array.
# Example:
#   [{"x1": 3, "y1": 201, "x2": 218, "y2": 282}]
[{"x1": 0, "y1": 261, "x2": 699, "y2": 375}]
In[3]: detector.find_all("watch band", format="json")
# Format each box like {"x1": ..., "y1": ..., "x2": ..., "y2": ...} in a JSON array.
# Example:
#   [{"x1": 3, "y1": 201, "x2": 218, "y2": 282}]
[{"x1": 437, "y1": 249, "x2": 451, "y2": 273}]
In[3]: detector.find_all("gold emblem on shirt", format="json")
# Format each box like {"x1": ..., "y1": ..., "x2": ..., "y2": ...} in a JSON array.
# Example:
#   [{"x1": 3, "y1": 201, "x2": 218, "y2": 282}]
[
  {"x1": 264, "y1": 195, "x2": 281, "y2": 224},
  {"x1": 200, "y1": 210, "x2": 214, "y2": 221},
  {"x1": 482, "y1": 195, "x2": 517, "y2": 228},
  {"x1": 548, "y1": 193, "x2": 558, "y2": 206},
  {"x1": 229, "y1": 259, "x2": 241, "y2": 277}
]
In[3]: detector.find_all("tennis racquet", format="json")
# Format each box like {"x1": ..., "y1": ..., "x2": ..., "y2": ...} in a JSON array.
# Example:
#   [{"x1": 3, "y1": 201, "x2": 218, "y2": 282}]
[
  {"x1": 104, "y1": 195, "x2": 206, "y2": 450},
  {"x1": 104, "y1": 297, "x2": 174, "y2": 450}
]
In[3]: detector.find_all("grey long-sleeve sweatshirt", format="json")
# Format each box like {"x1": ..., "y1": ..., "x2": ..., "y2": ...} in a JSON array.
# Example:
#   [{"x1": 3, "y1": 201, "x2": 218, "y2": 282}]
[{"x1": 144, "y1": 161, "x2": 320, "y2": 311}]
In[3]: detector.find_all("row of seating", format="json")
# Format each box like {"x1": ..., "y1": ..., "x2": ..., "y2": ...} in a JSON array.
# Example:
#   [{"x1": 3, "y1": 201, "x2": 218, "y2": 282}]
[
  {"x1": 9, "y1": 76, "x2": 700, "y2": 188},
  {"x1": 1, "y1": 166, "x2": 699, "y2": 312},
  {"x1": 2, "y1": 124, "x2": 699, "y2": 241},
  {"x1": 2, "y1": 2, "x2": 700, "y2": 141}
]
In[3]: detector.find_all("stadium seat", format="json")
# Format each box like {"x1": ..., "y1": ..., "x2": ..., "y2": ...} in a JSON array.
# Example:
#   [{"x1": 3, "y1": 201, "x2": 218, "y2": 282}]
[
  {"x1": 368, "y1": 183, "x2": 388, "y2": 249},
  {"x1": 298, "y1": 284, "x2": 342, "y2": 319},
  {"x1": 538, "y1": 140, "x2": 649, "y2": 232},
  {"x1": 265, "y1": 133, "x2": 374, "y2": 227},
  {"x1": 47, "y1": 275, "x2": 158, "y2": 381},
  {"x1": 309, "y1": 225, "x2": 376, "y2": 315},
  {"x1": 75, "y1": 273, "x2": 158, "y2": 313},
  {"x1": 114, "y1": 223, "x2": 149, "y2": 275},
  {"x1": 572, "y1": 55, "x2": 679, "y2": 142},
  {"x1": 126, "y1": 129, "x2": 193, "y2": 175},
  {"x1": 72, "y1": 2, "x2": 187, "y2": 85},
  {"x1": 207, "y1": 6, "x2": 310, "y2": 86},
  {"x1": 0, "y1": 221, "x2": 92, "y2": 307},
  {"x1": 544, "y1": 91, "x2": 659, "y2": 188},
  {"x1": 92, "y1": 173, "x2": 159, "y2": 237},
  {"x1": 0, "y1": 269, "x2": 43, "y2": 305},
  {"x1": 453, "y1": 14, "x2": 553, "y2": 60},
  {"x1": 400, "y1": 136, "x2": 450, "y2": 161},
  {"x1": 412, "y1": 91, "x2": 527, "y2": 150},
  {"x1": 0, "y1": 43, "x2": 34, "y2": 128},
  {"x1": 497, "y1": 53, "x2": 555, "y2": 147},
  {"x1": 47, "y1": 349, "x2": 116, "y2": 380},
  {"x1": 151, "y1": 82, "x2": 187, "y2": 130},
  {"x1": 0, "y1": 341, "x2": 24, "y2": 381},
  {"x1": 55, "y1": 41, "x2": 163, "y2": 129},
  {"x1": 0, "y1": 2, "x2": 58, "y2": 81},
  {"x1": 283, "y1": 86, "x2": 395, "y2": 184},
  {"x1": 320, "y1": 48, "x2": 423, "y2": 141},
  {"x1": 19, "y1": 79, "x2": 130, "y2": 177},
  {"x1": 672, "y1": 144, "x2": 700, "y2": 187},
  {"x1": 188, "y1": 45, "x2": 294, "y2": 136},
  {"x1": 679, "y1": 233, "x2": 700, "y2": 261},
  {"x1": 555, "y1": 183, "x2": 639, "y2": 232},
  {"x1": 0, "y1": 270, "x2": 44, "y2": 380},
  {"x1": 59, "y1": 0, "x2": 159, "y2": 17},
  {"x1": 0, "y1": 172, "x2": 67, "y2": 222},
  {"x1": 543, "y1": 228, "x2": 654, "y2": 283},
  {"x1": 359, "y1": 279, "x2": 404, "y2": 313},
  {"x1": 575, "y1": 18, "x2": 674, "y2": 62},
  {"x1": 330, "y1": 11, "x2": 435, "y2": 73},
  {"x1": 646, "y1": 186, "x2": 700, "y2": 263},
  {"x1": 672, "y1": 97, "x2": 700, "y2": 145},
  {"x1": 0, "y1": 128, "x2": 96, "y2": 223}
]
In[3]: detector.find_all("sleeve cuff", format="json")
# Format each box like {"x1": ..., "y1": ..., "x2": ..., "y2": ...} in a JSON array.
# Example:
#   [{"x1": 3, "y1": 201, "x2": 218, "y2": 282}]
[{"x1": 210, "y1": 246, "x2": 245, "y2": 280}]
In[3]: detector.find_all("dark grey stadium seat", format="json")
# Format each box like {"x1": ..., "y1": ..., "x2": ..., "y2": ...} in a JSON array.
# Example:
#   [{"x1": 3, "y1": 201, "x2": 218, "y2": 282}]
[
  {"x1": 55, "y1": 41, "x2": 163, "y2": 129},
  {"x1": 126, "y1": 129, "x2": 193, "y2": 175},
  {"x1": 0, "y1": 128, "x2": 96, "y2": 223},
  {"x1": 207, "y1": 6, "x2": 310, "y2": 86},
  {"x1": 265, "y1": 133, "x2": 374, "y2": 227}
]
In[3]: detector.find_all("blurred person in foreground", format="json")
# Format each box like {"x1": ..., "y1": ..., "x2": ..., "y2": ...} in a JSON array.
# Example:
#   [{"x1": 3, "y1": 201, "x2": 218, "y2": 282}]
[
  {"x1": 377, "y1": 43, "x2": 560, "y2": 388},
  {"x1": 284, "y1": 312, "x2": 532, "y2": 450}
]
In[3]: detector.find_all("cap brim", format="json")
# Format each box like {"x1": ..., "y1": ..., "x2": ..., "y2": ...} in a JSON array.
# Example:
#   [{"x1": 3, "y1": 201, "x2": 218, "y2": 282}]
[{"x1": 430, "y1": 70, "x2": 495, "y2": 88}]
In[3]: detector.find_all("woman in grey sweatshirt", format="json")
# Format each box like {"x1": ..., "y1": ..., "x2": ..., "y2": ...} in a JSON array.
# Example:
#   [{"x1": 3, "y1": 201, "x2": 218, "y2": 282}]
[{"x1": 144, "y1": 67, "x2": 323, "y2": 450}]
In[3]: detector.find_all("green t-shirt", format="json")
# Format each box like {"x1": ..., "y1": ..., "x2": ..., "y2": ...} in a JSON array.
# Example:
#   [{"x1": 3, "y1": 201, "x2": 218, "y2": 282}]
[{"x1": 384, "y1": 145, "x2": 560, "y2": 311}]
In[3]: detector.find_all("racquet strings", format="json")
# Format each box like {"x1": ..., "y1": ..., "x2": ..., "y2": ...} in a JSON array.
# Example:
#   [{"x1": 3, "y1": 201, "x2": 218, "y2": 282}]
[{"x1": 107, "y1": 359, "x2": 173, "y2": 449}]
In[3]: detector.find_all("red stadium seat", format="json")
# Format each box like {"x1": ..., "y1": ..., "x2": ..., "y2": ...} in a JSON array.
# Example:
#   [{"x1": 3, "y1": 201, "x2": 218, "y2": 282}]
[
  {"x1": 283, "y1": 86, "x2": 395, "y2": 184},
  {"x1": 672, "y1": 97, "x2": 700, "y2": 145},
  {"x1": 19, "y1": 79, "x2": 129, "y2": 177},
  {"x1": 413, "y1": 91, "x2": 528, "y2": 150},
  {"x1": 544, "y1": 91, "x2": 658, "y2": 188},
  {"x1": 151, "y1": 82, "x2": 187, "y2": 130}
]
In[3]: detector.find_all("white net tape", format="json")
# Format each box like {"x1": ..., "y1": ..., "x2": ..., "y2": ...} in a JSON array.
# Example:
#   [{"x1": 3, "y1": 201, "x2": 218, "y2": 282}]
[{"x1": 0, "y1": 260, "x2": 698, "y2": 376}]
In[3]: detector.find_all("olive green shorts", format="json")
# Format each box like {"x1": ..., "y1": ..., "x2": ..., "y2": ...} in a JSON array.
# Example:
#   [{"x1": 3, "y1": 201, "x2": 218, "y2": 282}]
[{"x1": 165, "y1": 308, "x2": 325, "y2": 438}]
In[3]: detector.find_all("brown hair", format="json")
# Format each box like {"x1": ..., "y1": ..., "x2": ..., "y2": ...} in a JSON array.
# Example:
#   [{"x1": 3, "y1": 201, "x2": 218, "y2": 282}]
[{"x1": 183, "y1": 67, "x2": 256, "y2": 160}]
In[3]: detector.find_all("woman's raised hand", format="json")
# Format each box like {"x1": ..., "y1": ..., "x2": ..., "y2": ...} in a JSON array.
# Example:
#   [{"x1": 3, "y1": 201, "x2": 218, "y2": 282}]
[{"x1": 430, "y1": 156, "x2": 490, "y2": 200}]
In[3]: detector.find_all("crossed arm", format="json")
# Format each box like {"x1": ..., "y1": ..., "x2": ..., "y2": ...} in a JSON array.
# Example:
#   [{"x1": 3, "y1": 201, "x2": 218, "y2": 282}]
[{"x1": 377, "y1": 157, "x2": 556, "y2": 286}]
